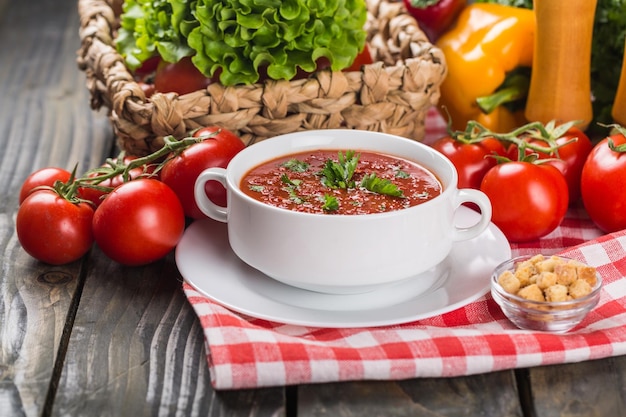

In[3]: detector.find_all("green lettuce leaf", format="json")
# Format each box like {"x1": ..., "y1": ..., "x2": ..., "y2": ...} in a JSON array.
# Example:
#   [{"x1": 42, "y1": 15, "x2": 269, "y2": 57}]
[
  {"x1": 115, "y1": 0, "x2": 196, "y2": 69},
  {"x1": 187, "y1": 0, "x2": 367, "y2": 85},
  {"x1": 116, "y1": 0, "x2": 367, "y2": 86}
]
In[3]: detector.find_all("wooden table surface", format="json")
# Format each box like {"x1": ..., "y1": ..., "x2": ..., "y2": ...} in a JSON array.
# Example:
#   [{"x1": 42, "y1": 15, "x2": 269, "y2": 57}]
[{"x1": 2, "y1": 0, "x2": 626, "y2": 416}]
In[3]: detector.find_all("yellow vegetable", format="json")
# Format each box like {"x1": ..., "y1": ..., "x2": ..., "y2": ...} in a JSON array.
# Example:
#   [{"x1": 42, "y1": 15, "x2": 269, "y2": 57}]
[{"x1": 435, "y1": 3, "x2": 535, "y2": 132}]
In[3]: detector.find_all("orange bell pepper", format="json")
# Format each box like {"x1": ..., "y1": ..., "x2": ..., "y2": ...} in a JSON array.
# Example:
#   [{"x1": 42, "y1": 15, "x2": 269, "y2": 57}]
[{"x1": 436, "y1": 3, "x2": 535, "y2": 132}]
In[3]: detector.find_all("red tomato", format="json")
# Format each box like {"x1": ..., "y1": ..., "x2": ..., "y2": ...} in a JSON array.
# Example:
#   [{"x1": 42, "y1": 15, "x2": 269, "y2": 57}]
[
  {"x1": 581, "y1": 133, "x2": 626, "y2": 233},
  {"x1": 160, "y1": 126, "x2": 246, "y2": 219},
  {"x1": 92, "y1": 179, "x2": 185, "y2": 266},
  {"x1": 137, "y1": 81, "x2": 156, "y2": 98},
  {"x1": 19, "y1": 167, "x2": 71, "y2": 204},
  {"x1": 77, "y1": 156, "x2": 155, "y2": 208},
  {"x1": 431, "y1": 136, "x2": 507, "y2": 190},
  {"x1": 16, "y1": 190, "x2": 94, "y2": 265},
  {"x1": 133, "y1": 55, "x2": 161, "y2": 80},
  {"x1": 521, "y1": 127, "x2": 593, "y2": 204},
  {"x1": 154, "y1": 56, "x2": 213, "y2": 95},
  {"x1": 343, "y1": 44, "x2": 374, "y2": 72},
  {"x1": 480, "y1": 162, "x2": 569, "y2": 242}
]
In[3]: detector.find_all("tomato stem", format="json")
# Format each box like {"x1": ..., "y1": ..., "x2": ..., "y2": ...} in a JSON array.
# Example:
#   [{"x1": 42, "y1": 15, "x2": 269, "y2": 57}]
[
  {"x1": 461, "y1": 119, "x2": 579, "y2": 156},
  {"x1": 598, "y1": 123, "x2": 626, "y2": 153},
  {"x1": 53, "y1": 131, "x2": 218, "y2": 204}
]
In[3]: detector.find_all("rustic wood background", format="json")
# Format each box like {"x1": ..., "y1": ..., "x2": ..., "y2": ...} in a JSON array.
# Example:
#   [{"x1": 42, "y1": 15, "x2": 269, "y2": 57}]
[{"x1": 1, "y1": 0, "x2": 625, "y2": 416}]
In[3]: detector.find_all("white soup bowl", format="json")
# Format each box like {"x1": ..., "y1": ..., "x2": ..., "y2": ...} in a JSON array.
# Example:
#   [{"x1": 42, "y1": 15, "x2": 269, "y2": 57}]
[{"x1": 194, "y1": 129, "x2": 492, "y2": 294}]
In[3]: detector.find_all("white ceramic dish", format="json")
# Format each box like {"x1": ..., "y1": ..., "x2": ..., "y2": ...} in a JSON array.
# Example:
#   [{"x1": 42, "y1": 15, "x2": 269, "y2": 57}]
[
  {"x1": 194, "y1": 129, "x2": 492, "y2": 294},
  {"x1": 176, "y1": 206, "x2": 511, "y2": 328}
]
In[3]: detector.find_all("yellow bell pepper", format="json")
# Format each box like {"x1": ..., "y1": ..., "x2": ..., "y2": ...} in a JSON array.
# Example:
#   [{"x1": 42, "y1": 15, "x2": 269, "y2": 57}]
[{"x1": 436, "y1": 3, "x2": 535, "y2": 132}]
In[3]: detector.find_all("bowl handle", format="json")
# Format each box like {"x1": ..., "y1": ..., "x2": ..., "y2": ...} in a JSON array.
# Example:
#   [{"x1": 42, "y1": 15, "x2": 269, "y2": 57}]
[
  {"x1": 194, "y1": 168, "x2": 228, "y2": 223},
  {"x1": 452, "y1": 189, "x2": 493, "y2": 241}
]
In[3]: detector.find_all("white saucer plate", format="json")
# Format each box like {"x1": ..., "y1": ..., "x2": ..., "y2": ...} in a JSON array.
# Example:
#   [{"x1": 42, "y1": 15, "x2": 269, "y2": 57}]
[{"x1": 176, "y1": 206, "x2": 511, "y2": 328}]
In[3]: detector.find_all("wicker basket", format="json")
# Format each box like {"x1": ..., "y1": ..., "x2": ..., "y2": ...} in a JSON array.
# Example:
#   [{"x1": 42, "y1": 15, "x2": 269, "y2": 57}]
[{"x1": 77, "y1": 0, "x2": 447, "y2": 156}]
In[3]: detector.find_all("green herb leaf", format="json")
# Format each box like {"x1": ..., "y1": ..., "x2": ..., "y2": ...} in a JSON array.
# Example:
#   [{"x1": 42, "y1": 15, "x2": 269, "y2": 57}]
[
  {"x1": 286, "y1": 189, "x2": 304, "y2": 204},
  {"x1": 321, "y1": 194, "x2": 339, "y2": 211},
  {"x1": 280, "y1": 173, "x2": 301, "y2": 188},
  {"x1": 361, "y1": 173, "x2": 404, "y2": 197},
  {"x1": 281, "y1": 159, "x2": 310, "y2": 173},
  {"x1": 319, "y1": 150, "x2": 360, "y2": 189},
  {"x1": 249, "y1": 184, "x2": 265, "y2": 192},
  {"x1": 281, "y1": 174, "x2": 305, "y2": 204},
  {"x1": 395, "y1": 169, "x2": 410, "y2": 179}
]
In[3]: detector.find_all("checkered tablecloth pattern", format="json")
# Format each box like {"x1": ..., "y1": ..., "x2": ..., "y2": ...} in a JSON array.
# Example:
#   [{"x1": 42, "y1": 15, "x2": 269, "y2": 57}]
[{"x1": 182, "y1": 109, "x2": 626, "y2": 390}]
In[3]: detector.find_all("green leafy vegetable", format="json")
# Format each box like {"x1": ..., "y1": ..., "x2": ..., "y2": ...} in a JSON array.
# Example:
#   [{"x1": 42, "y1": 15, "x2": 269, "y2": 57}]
[
  {"x1": 360, "y1": 173, "x2": 405, "y2": 198},
  {"x1": 281, "y1": 159, "x2": 310, "y2": 173},
  {"x1": 117, "y1": 0, "x2": 368, "y2": 86},
  {"x1": 189, "y1": 0, "x2": 368, "y2": 85},
  {"x1": 321, "y1": 194, "x2": 339, "y2": 211},
  {"x1": 319, "y1": 151, "x2": 360, "y2": 189},
  {"x1": 115, "y1": 0, "x2": 195, "y2": 69}
]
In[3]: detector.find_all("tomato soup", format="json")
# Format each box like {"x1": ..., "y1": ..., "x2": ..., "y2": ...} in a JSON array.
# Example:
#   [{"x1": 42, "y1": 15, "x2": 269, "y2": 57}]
[{"x1": 241, "y1": 150, "x2": 442, "y2": 215}]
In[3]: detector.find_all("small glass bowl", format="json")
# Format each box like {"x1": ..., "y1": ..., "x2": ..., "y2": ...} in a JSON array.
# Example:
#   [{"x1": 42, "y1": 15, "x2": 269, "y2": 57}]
[{"x1": 491, "y1": 255, "x2": 602, "y2": 333}]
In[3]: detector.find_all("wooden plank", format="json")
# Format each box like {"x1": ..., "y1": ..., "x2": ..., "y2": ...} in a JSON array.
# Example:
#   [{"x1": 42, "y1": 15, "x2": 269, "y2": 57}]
[
  {"x1": 3, "y1": 0, "x2": 625, "y2": 416},
  {"x1": 0, "y1": 0, "x2": 286, "y2": 414},
  {"x1": 298, "y1": 371, "x2": 523, "y2": 417},
  {"x1": 527, "y1": 357, "x2": 626, "y2": 417},
  {"x1": 0, "y1": 0, "x2": 113, "y2": 416},
  {"x1": 51, "y1": 247, "x2": 286, "y2": 416}
]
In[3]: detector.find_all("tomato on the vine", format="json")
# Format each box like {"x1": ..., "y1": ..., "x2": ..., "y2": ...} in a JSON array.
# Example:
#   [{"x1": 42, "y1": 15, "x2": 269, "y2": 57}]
[
  {"x1": 480, "y1": 161, "x2": 569, "y2": 242},
  {"x1": 19, "y1": 167, "x2": 71, "y2": 204},
  {"x1": 160, "y1": 126, "x2": 246, "y2": 219},
  {"x1": 514, "y1": 127, "x2": 593, "y2": 204},
  {"x1": 77, "y1": 155, "x2": 156, "y2": 208},
  {"x1": 581, "y1": 131, "x2": 626, "y2": 233},
  {"x1": 154, "y1": 56, "x2": 213, "y2": 95},
  {"x1": 16, "y1": 190, "x2": 94, "y2": 265},
  {"x1": 92, "y1": 179, "x2": 185, "y2": 266},
  {"x1": 431, "y1": 135, "x2": 507, "y2": 190}
]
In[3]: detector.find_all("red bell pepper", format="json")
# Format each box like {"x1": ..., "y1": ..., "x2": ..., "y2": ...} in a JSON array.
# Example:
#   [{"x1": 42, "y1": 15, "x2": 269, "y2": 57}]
[{"x1": 402, "y1": 0, "x2": 466, "y2": 42}]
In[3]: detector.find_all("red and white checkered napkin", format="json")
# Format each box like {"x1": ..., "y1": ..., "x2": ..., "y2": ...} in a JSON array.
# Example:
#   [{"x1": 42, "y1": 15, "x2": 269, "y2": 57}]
[{"x1": 183, "y1": 206, "x2": 626, "y2": 390}]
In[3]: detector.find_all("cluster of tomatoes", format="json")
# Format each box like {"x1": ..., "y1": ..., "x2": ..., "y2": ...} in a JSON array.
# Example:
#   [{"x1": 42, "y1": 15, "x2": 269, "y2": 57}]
[
  {"x1": 17, "y1": 119, "x2": 626, "y2": 265},
  {"x1": 16, "y1": 127, "x2": 245, "y2": 266},
  {"x1": 431, "y1": 120, "x2": 626, "y2": 242}
]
